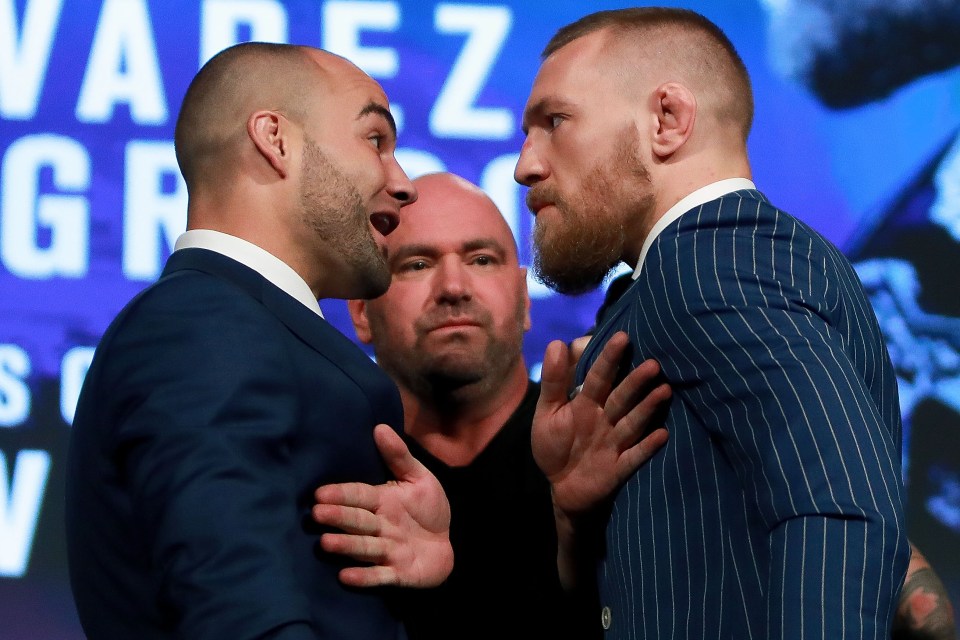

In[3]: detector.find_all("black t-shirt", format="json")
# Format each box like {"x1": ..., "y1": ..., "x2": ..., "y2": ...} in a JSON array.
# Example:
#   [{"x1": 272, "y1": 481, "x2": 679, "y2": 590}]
[{"x1": 399, "y1": 382, "x2": 599, "y2": 640}]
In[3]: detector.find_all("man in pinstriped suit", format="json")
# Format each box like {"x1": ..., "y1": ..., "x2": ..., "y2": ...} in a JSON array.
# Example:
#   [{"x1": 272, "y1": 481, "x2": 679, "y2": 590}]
[{"x1": 516, "y1": 7, "x2": 910, "y2": 639}]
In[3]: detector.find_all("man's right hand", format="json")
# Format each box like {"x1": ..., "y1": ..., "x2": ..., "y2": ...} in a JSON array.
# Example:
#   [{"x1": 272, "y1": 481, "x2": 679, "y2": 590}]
[
  {"x1": 533, "y1": 331, "x2": 670, "y2": 590},
  {"x1": 533, "y1": 330, "x2": 670, "y2": 517}
]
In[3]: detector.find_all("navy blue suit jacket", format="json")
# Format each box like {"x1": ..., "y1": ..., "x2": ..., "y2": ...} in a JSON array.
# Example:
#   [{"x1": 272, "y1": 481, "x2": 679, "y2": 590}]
[
  {"x1": 66, "y1": 249, "x2": 406, "y2": 639},
  {"x1": 578, "y1": 189, "x2": 910, "y2": 639}
]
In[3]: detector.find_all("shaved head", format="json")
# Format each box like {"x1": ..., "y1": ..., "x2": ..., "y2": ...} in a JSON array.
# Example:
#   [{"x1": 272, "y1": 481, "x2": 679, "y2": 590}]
[
  {"x1": 352, "y1": 171, "x2": 529, "y2": 402},
  {"x1": 169, "y1": 40, "x2": 416, "y2": 301},
  {"x1": 173, "y1": 42, "x2": 353, "y2": 192},
  {"x1": 543, "y1": 7, "x2": 754, "y2": 141},
  {"x1": 407, "y1": 172, "x2": 521, "y2": 259}
]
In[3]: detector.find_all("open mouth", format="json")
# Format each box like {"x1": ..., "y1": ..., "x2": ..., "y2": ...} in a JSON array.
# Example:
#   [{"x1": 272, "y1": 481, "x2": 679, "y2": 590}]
[{"x1": 370, "y1": 212, "x2": 400, "y2": 236}]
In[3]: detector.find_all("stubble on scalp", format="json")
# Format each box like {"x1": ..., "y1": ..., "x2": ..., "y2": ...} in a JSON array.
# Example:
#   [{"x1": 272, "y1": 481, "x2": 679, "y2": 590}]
[{"x1": 175, "y1": 43, "x2": 311, "y2": 193}]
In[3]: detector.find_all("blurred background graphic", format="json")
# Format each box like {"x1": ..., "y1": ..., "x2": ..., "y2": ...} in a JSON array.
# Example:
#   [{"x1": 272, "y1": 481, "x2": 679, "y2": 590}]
[{"x1": 2, "y1": 1, "x2": 959, "y2": 636}]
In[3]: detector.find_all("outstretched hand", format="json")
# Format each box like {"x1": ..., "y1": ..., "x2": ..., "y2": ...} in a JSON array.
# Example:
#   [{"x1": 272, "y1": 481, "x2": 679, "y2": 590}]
[
  {"x1": 533, "y1": 331, "x2": 671, "y2": 517},
  {"x1": 312, "y1": 424, "x2": 453, "y2": 588}
]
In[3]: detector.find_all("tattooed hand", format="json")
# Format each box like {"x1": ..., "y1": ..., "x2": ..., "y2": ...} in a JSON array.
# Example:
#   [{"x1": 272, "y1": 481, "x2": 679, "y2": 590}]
[{"x1": 892, "y1": 542, "x2": 957, "y2": 640}]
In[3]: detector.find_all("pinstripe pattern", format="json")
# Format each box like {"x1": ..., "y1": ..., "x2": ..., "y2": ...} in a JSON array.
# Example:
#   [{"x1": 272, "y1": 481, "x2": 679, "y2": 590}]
[{"x1": 577, "y1": 190, "x2": 910, "y2": 639}]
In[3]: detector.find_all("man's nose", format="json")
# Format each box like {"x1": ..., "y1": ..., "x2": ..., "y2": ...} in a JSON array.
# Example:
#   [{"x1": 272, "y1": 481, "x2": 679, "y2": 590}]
[
  {"x1": 386, "y1": 154, "x2": 418, "y2": 205},
  {"x1": 514, "y1": 135, "x2": 546, "y2": 186},
  {"x1": 434, "y1": 258, "x2": 471, "y2": 302}
]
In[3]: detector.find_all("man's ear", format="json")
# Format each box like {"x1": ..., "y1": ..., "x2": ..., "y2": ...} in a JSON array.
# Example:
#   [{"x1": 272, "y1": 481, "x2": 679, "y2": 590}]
[
  {"x1": 649, "y1": 82, "x2": 696, "y2": 159},
  {"x1": 347, "y1": 299, "x2": 373, "y2": 344},
  {"x1": 248, "y1": 110, "x2": 290, "y2": 178}
]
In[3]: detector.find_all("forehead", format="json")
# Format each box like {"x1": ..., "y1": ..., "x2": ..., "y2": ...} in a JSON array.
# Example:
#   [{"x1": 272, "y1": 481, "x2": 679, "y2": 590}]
[
  {"x1": 305, "y1": 52, "x2": 393, "y2": 122},
  {"x1": 387, "y1": 183, "x2": 516, "y2": 252},
  {"x1": 335, "y1": 68, "x2": 389, "y2": 104},
  {"x1": 333, "y1": 79, "x2": 391, "y2": 124},
  {"x1": 523, "y1": 32, "x2": 618, "y2": 120}
]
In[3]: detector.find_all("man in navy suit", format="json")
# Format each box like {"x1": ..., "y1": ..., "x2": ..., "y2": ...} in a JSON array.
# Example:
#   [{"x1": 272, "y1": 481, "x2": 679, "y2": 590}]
[
  {"x1": 65, "y1": 42, "x2": 454, "y2": 639},
  {"x1": 516, "y1": 7, "x2": 910, "y2": 639}
]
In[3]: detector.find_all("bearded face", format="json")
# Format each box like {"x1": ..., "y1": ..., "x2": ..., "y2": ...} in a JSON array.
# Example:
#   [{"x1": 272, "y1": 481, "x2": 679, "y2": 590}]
[
  {"x1": 366, "y1": 289, "x2": 528, "y2": 399},
  {"x1": 530, "y1": 131, "x2": 654, "y2": 295},
  {"x1": 299, "y1": 137, "x2": 391, "y2": 299}
]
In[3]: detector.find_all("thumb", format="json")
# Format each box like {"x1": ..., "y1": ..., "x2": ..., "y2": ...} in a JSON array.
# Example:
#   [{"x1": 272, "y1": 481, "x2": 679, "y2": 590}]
[{"x1": 372, "y1": 423, "x2": 426, "y2": 482}]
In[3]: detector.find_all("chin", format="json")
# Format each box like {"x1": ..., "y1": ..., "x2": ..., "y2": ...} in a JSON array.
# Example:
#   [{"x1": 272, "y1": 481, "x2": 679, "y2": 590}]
[
  {"x1": 425, "y1": 353, "x2": 485, "y2": 379},
  {"x1": 535, "y1": 263, "x2": 611, "y2": 296},
  {"x1": 348, "y1": 265, "x2": 391, "y2": 300}
]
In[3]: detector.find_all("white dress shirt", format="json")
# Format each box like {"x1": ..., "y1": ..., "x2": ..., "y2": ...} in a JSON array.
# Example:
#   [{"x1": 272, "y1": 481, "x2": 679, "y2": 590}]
[
  {"x1": 174, "y1": 229, "x2": 324, "y2": 317},
  {"x1": 633, "y1": 177, "x2": 756, "y2": 278}
]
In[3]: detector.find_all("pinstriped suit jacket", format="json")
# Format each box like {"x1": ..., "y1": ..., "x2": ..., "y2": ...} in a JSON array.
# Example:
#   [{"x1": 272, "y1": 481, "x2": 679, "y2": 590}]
[{"x1": 576, "y1": 189, "x2": 910, "y2": 640}]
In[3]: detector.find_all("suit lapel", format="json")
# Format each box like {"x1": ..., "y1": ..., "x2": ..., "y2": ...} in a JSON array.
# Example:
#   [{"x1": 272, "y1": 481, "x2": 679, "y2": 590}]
[
  {"x1": 578, "y1": 188, "x2": 770, "y2": 383},
  {"x1": 162, "y1": 248, "x2": 373, "y2": 373}
]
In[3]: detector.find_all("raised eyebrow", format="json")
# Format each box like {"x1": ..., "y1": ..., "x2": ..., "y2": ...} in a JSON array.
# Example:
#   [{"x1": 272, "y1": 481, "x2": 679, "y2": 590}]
[{"x1": 358, "y1": 101, "x2": 397, "y2": 136}]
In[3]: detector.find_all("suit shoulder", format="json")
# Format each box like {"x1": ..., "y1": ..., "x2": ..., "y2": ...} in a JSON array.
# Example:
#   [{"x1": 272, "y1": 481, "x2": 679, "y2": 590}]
[{"x1": 94, "y1": 269, "x2": 287, "y2": 378}]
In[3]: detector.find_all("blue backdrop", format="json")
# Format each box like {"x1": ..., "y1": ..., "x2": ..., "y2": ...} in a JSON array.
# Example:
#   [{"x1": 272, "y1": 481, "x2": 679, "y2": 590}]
[{"x1": 2, "y1": 0, "x2": 959, "y2": 636}]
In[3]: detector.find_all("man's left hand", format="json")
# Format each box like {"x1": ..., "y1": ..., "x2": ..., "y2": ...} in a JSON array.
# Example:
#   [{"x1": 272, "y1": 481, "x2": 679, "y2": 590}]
[{"x1": 312, "y1": 423, "x2": 453, "y2": 588}]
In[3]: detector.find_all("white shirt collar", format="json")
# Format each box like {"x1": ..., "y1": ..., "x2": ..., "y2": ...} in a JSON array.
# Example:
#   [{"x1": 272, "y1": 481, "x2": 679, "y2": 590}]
[
  {"x1": 173, "y1": 229, "x2": 324, "y2": 317},
  {"x1": 633, "y1": 178, "x2": 756, "y2": 278}
]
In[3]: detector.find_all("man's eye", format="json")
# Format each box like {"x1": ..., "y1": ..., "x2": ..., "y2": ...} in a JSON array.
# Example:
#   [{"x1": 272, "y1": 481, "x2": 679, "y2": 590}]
[
  {"x1": 473, "y1": 256, "x2": 492, "y2": 266},
  {"x1": 400, "y1": 259, "x2": 429, "y2": 272},
  {"x1": 549, "y1": 115, "x2": 564, "y2": 130},
  {"x1": 369, "y1": 135, "x2": 383, "y2": 149}
]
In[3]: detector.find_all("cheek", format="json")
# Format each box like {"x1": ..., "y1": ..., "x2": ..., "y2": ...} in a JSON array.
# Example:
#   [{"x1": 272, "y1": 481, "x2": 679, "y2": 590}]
[
  {"x1": 342, "y1": 149, "x2": 388, "y2": 194},
  {"x1": 553, "y1": 134, "x2": 595, "y2": 174},
  {"x1": 367, "y1": 302, "x2": 415, "y2": 347},
  {"x1": 486, "y1": 288, "x2": 528, "y2": 325},
  {"x1": 376, "y1": 284, "x2": 428, "y2": 323}
]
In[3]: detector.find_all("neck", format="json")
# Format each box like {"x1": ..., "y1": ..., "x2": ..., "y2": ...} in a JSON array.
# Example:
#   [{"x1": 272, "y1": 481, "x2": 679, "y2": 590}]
[
  {"x1": 652, "y1": 149, "x2": 751, "y2": 220},
  {"x1": 401, "y1": 362, "x2": 530, "y2": 467}
]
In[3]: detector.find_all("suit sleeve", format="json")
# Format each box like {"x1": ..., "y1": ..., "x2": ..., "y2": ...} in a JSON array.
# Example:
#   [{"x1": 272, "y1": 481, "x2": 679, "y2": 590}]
[
  {"x1": 656, "y1": 218, "x2": 909, "y2": 640},
  {"x1": 105, "y1": 283, "x2": 317, "y2": 639}
]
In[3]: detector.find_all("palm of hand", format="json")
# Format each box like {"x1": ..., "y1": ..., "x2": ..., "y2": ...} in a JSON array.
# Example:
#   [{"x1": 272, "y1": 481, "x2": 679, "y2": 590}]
[
  {"x1": 532, "y1": 333, "x2": 671, "y2": 518},
  {"x1": 372, "y1": 473, "x2": 452, "y2": 587},
  {"x1": 532, "y1": 395, "x2": 627, "y2": 516}
]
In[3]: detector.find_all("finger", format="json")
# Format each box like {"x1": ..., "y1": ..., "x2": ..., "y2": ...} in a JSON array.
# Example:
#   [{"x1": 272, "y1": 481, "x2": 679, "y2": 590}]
[
  {"x1": 537, "y1": 339, "x2": 574, "y2": 412},
  {"x1": 314, "y1": 482, "x2": 380, "y2": 512},
  {"x1": 372, "y1": 423, "x2": 429, "y2": 483},
  {"x1": 569, "y1": 335, "x2": 592, "y2": 364},
  {"x1": 320, "y1": 532, "x2": 386, "y2": 565},
  {"x1": 337, "y1": 565, "x2": 397, "y2": 588},
  {"x1": 611, "y1": 381, "x2": 671, "y2": 448},
  {"x1": 578, "y1": 331, "x2": 630, "y2": 403},
  {"x1": 312, "y1": 503, "x2": 380, "y2": 535},
  {"x1": 604, "y1": 359, "x2": 662, "y2": 424},
  {"x1": 615, "y1": 427, "x2": 669, "y2": 485}
]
